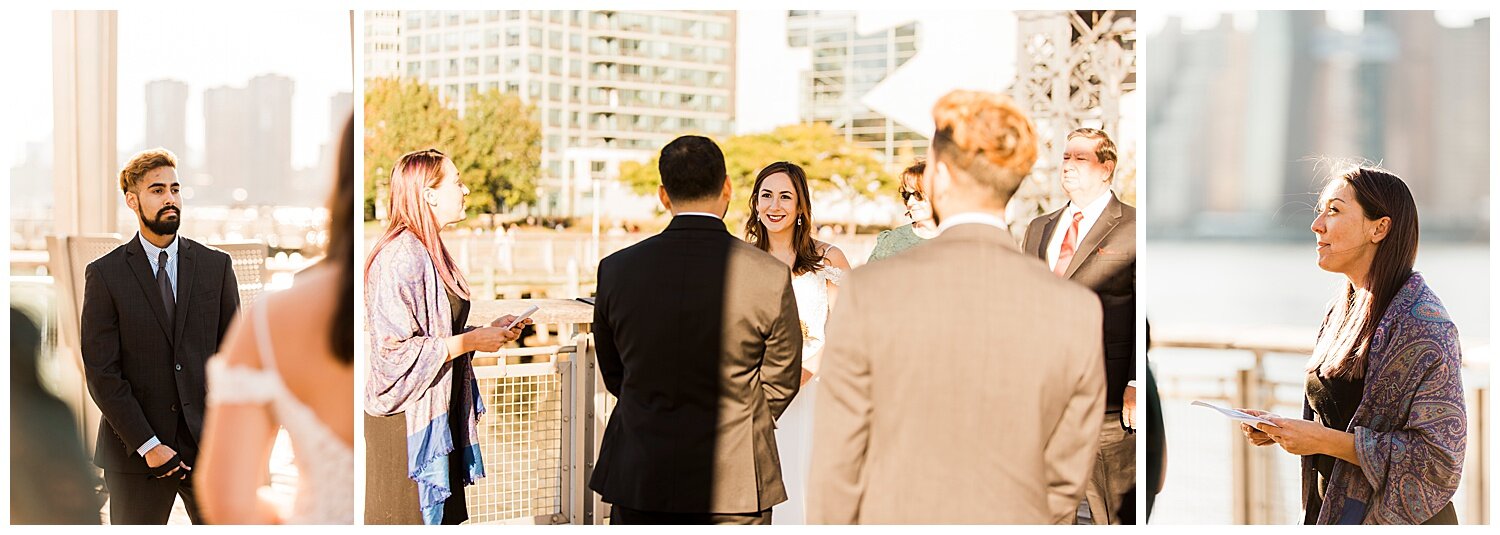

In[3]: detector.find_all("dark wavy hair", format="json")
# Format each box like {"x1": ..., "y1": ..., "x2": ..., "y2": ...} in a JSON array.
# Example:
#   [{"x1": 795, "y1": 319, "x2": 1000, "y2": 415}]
[
  {"x1": 326, "y1": 115, "x2": 355, "y2": 364},
  {"x1": 744, "y1": 161, "x2": 826, "y2": 276},
  {"x1": 1311, "y1": 167, "x2": 1419, "y2": 380}
]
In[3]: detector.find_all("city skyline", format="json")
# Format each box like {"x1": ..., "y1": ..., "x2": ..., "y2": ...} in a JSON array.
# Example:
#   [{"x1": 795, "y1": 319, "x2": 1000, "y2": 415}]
[
  {"x1": 1146, "y1": 10, "x2": 1489, "y2": 240},
  {"x1": 3, "y1": 9, "x2": 351, "y2": 171},
  {"x1": 118, "y1": 10, "x2": 351, "y2": 169}
]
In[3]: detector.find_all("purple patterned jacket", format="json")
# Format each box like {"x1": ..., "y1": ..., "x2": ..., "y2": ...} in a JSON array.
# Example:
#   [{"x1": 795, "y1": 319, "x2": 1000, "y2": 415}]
[{"x1": 1304, "y1": 272, "x2": 1465, "y2": 524}]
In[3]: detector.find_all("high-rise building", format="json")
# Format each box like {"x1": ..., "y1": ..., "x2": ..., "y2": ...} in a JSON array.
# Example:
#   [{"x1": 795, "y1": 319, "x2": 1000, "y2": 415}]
[
  {"x1": 369, "y1": 10, "x2": 737, "y2": 218},
  {"x1": 785, "y1": 10, "x2": 923, "y2": 168},
  {"x1": 203, "y1": 74, "x2": 294, "y2": 205},
  {"x1": 144, "y1": 79, "x2": 189, "y2": 156},
  {"x1": 365, "y1": 10, "x2": 403, "y2": 79}
]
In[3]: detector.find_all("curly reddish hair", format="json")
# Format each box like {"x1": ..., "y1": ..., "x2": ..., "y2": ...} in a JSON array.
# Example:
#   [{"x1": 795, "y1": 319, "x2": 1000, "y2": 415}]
[{"x1": 929, "y1": 90, "x2": 1038, "y2": 200}]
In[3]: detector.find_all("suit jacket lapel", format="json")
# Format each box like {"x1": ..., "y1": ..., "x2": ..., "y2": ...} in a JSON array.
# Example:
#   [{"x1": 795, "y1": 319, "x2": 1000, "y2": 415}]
[
  {"x1": 172, "y1": 239, "x2": 197, "y2": 349},
  {"x1": 1031, "y1": 209, "x2": 1063, "y2": 260},
  {"x1": 1064, "y1": 196, "x2": 1123, "y2": 279},
  {"x1": 125, "y1": 235, "x2": 174, "y2": 340}
]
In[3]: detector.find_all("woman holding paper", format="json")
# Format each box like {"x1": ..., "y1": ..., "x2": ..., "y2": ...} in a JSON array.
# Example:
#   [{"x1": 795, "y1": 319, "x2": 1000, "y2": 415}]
[
  {"x1": 363, "y1": 149, "x2": 532, "y2": 524},
  {"x1": 1238, "y1": 167, "x2": 1464, "y2": 524}
]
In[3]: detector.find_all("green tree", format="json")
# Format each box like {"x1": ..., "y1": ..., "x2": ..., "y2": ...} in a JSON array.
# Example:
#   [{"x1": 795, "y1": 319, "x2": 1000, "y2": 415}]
[
  {"x1": 363, "y1": 77, "x2": 463, "y2": 220},
  {"x1": 618, "y1": 123, "x2": 897, "y2": 226},
  {"x1": 455, "y1": 88, "x2": 541, "y2": 215}
]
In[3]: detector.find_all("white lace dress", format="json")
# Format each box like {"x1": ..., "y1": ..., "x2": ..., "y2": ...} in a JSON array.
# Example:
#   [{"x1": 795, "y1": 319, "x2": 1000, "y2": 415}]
[
  {"x1": 773, "y1": 264, "x2": 843, "y2": 525},
  {"x1": 206, "y1": 300, "x2": 354, "y2": 524}
]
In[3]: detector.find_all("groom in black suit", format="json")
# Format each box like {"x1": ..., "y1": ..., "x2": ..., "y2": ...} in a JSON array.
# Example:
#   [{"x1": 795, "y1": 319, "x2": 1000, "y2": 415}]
[
  {"x1": 589, "y1": 135, "x2": 803, "y2": 524},
  {"x1": 81, "y1": 148, "x2": 240, "y2": 524}
]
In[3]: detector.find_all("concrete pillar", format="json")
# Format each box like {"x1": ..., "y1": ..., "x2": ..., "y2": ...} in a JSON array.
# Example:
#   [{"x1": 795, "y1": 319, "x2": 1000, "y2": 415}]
[
  {"x1": 50, "y1": 9, "x2": 119, "y2": 460},
  {"x1": 53, "y1": 10, "x2": 119, "y2": 236}
]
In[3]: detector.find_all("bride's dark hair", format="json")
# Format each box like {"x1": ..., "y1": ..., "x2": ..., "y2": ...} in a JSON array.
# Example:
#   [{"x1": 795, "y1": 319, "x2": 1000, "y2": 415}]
[
  {"x1": 744, "y1": 161, "x2": 826, "y2": 275},
  {"x1": 325, "y1": 115, "x2": 354, "y2": 364}
]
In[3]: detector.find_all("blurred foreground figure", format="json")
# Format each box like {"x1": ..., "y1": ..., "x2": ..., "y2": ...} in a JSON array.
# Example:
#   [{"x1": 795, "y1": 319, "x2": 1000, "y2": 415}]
[{"x1": 11, "y1": 307, "x2": 103, "y2": 524}]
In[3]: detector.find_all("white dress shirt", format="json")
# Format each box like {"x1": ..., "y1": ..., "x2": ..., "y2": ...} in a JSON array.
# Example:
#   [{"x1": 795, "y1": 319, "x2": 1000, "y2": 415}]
[
  {"x1": 135, "y1": 233, "x2": 179, "y2": 457},
  {"x1": 138, "y1": 233, "x2": 180, "y2": 299},
  {"x1": 676, "y1": 211, "x2": 723, "y2": 220},
  {"x1": 1046, "y1": 193, "x2": 1111, "y2": 272}
]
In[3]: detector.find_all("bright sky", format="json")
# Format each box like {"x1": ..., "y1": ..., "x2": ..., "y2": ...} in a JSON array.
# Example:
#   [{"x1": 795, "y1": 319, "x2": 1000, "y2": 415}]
[
  {"x1": 3, "y1": 9, "x2": 351, "y2": 171},
  {"x1": 117, "y1": 10, "x2": 352, "y2": 167}
]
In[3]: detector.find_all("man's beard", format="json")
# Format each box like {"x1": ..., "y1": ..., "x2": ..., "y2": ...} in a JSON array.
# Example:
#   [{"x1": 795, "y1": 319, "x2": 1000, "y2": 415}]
[{"x1": 138, "y1": 205, "x2": 181, "y2": 236}]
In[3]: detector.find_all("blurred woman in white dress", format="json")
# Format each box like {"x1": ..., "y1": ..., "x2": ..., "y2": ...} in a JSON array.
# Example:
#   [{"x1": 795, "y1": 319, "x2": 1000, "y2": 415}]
[
  {"x1": 196, "y1": 117, "x2": 356, "y2": 524},
  {"x1": 744, "y1": 161, "x2": 852, "y2": 524}
]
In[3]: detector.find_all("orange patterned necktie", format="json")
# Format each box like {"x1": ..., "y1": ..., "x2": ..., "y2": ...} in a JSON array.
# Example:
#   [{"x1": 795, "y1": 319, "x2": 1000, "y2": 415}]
[{"x1": 1054, "y1": 211, "x2": 1084, "y2": 277}]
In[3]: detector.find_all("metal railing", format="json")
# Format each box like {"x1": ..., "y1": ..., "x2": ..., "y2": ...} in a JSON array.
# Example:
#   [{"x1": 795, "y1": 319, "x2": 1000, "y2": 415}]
[
  {"x1": 1152, "y1": 325, "x2": 1489, "y2": 524},
  {"x1": 464, "y1": 299, "x2": 607, "y2": 525},
  {"x1": 429, "y1": 231, "x2": 883, "y2": 301}
]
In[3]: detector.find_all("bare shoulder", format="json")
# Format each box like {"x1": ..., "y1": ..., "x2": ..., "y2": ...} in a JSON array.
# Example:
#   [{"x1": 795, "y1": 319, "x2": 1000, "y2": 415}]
[
  {"x1": 216, "y1": 300, "x2": 264, "y2": 370},
  {"x1": 261, "y1": 265, "x2": 344, "y2": 372},
  {"x1": 816, "y1": 241, "x2": 853, "y2": 271}
]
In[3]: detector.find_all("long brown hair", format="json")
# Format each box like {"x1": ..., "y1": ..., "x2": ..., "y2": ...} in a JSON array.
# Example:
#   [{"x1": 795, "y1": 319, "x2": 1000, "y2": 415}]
[
  {"x1": 1311, "y1": 167, "x2": 1419, "y2": 380},
  {"x1": 744, "y1": 161, "x2": 826, "y2": 275},
  {"x1": 363, "y1": 149, "x2": 471, "y2": 300},
  {"x1": 326, "y1": 115, "x2": 355, "y2": 364}
]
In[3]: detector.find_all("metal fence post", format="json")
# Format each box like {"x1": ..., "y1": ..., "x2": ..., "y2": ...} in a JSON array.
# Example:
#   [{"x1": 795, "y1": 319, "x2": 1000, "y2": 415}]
[
  {"x1": 1232, "y1": 368, "x2": 1253, "y2": 525},
  {"x1": 567, "y1": 334, "x2": 590, "y2": 524},
  {"x1": 1473, "y1": 385, "x2": 1489, "y2": 525},
  {"x1": 588, "y1": 334, "x2": 604, "y2": 524}
]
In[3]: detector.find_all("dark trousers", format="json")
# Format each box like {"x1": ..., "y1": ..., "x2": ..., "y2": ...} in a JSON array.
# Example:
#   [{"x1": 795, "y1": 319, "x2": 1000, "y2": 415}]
[
  {"x1": 104, "y1": 414, "x2": 201, "y2": 525},
  {"x1": 612, "y1": 505, "x2": 772, "y2": 525},
  {"x1": 1082, "y1": 410, "x2": 1135, "y2": 525}
]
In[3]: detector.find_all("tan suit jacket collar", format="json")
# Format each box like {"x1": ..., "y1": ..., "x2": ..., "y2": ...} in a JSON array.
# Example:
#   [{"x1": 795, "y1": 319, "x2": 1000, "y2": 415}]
[{"x1": 931, "y1": 222, "x2": 1021, "y2": 253}]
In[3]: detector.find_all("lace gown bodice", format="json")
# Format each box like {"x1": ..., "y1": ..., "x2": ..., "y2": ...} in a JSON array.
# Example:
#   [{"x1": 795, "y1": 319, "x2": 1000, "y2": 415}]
[
  {"x1": 790, "y1": 265, "x2": 844, "y2": 373},
  {"x1": 206, "y1": 300, "x2": 354, "y2": 524}
]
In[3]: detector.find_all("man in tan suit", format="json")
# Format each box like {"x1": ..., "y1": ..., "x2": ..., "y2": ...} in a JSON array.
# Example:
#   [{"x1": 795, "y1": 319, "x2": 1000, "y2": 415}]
[{"x1": 807, "y1": 90, "x2": 1105, "y2": 524}]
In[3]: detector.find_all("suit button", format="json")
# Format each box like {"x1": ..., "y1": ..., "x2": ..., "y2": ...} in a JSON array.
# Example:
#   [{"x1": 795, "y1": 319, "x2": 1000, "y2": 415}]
[
  {"x1": 170, "y1": 404, "x2": 178, "y2": 412},
  {"x1": 175, "y1": 364, "x2": 182, "y2": 371}
]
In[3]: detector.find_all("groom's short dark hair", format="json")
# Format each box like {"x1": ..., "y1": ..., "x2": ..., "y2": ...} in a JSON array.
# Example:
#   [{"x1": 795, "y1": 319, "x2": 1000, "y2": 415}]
[{"x1": 658, "y1": 135, "x2": 726, "y2": 202}]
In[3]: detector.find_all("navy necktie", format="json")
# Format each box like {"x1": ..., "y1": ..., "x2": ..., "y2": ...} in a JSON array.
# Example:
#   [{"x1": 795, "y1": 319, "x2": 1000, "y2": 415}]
[{"x1": 157, "y1": 250, "x2": 175, "y2": 320}]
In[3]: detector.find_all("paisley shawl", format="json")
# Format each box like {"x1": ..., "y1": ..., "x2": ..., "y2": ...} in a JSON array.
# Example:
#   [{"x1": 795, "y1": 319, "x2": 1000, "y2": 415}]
[
  {"x1": 1301, "y1": 272, "x2": 1465, "y2": 524},
  {"x1": 364, "y1": 230, "x2": 486, "y2": 524}
]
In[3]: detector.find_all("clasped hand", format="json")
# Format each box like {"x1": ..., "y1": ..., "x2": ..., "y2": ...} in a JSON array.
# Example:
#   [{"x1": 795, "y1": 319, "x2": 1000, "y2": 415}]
[
  {"x1": 1236, "y1": 408, "x2": 1330, "y2": 456},
  {"x1": 145, "y1": 443, "x2": 190, "y2": 479}
]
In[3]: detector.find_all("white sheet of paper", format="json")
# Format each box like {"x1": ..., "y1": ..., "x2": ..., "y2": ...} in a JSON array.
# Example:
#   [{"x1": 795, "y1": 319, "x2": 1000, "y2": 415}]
[{"x1": 1191, "y1": 400, "x2": 1280, "y2": 428}]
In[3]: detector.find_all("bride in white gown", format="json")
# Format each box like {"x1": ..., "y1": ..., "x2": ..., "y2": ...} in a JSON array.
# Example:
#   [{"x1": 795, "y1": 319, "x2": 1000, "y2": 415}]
[
  {"x1": 742, "y1": 162, "x2": 853, "y2": 525},
  {"x1": 195, "y1": 119, "x2": 355, "y2": 524}
]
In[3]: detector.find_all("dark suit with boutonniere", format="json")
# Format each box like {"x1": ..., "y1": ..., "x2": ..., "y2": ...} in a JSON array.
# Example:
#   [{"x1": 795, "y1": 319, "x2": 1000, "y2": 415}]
[{"x1": 1022, "y1": 193, "x2": 1135, "y2": 524}]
